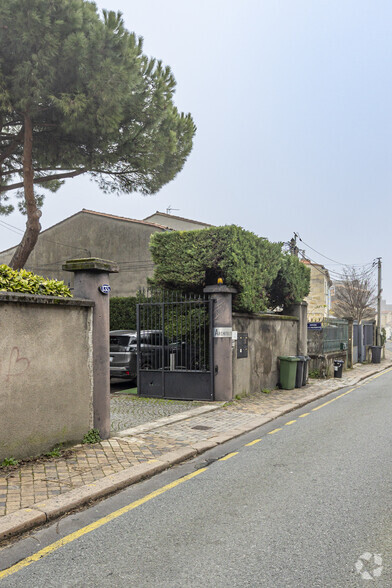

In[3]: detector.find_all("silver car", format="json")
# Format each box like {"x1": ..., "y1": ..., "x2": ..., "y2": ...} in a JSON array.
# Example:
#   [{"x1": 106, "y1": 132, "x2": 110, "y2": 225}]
[{"x1": 110, "y1": 329, "x2": 175, "y2": 381}]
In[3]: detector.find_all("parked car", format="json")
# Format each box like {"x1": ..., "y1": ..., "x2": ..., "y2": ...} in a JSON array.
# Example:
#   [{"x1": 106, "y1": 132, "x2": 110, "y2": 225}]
[
  {"x1": 109, "y1": 330, "x2": 138, "y2": 381},
  {"x1": 109, "y1": 329, "x2": 199, "y2": 381}
]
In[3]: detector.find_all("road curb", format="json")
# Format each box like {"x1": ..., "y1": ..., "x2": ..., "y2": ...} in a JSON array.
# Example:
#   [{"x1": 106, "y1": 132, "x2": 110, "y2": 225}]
[
  {"x1": 0, "y1": 509, "x2": 46, "y2": 543},
  {"x1": 1, "y1": 362, "x2": 391, "y2": 543}
]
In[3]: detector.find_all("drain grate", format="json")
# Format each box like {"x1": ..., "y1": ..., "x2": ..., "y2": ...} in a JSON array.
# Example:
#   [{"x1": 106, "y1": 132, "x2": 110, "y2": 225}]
[{"x1": 191, "y1": 425, "x2": 212, "y2": 431}]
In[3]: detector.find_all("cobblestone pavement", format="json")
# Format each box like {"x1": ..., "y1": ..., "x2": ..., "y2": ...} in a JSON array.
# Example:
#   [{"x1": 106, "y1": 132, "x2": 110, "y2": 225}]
[
  {"x1": 1, "y1": 354, "x2": 391, "y2": 519},
  {"x1": 110, "y1": 395, "x2": 207, "y2": 433}
]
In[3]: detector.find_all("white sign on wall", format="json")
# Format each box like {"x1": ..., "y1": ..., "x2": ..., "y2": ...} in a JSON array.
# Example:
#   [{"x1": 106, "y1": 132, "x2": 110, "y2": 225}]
[{"x1": 213, "y1": 327, "x2": 232, "y2": 338}]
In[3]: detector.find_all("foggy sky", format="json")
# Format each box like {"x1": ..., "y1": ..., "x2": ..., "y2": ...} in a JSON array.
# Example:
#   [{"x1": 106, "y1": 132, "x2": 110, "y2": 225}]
[{"x1": 1, "y1": 1, "x2": 390, "y2": 299}]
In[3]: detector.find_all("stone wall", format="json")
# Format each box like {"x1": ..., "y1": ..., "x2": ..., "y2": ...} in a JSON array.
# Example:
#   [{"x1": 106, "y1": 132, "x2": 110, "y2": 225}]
[
  {"x1": 0, "y1": 292, "x2": 94, "y2": 461},
  {"x1": 232, "y1": 313, "x2": 298, "y2": 395}
]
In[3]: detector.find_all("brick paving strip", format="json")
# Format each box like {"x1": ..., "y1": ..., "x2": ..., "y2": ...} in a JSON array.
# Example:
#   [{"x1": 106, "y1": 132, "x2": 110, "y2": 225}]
[{"x1": 1, "y1": 353, "x2": 391, "y2": 543}]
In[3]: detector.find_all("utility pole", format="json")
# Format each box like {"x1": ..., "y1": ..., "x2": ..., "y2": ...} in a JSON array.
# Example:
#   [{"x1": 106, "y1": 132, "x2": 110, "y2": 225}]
[
  {"x1": 376, "y1": 257, "x2": 382, "y2": 345},
  {"x1": 289, "y1": 233, "x2": 299, "y2": 257}
]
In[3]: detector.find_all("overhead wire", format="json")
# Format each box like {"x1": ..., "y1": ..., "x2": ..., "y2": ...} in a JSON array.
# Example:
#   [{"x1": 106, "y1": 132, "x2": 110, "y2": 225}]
[
  {"x1": 297, "y1": 248, "x2": 377, "y2": 283},
  {"x1": 0, "y1": 217, "x2": 91, "y2": 255},
  {"x1": 295, "y1": 232, "x2": 364, "y2": 267}
]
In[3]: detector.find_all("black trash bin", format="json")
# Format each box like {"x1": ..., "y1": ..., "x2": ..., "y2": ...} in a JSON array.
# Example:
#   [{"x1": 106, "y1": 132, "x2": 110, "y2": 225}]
[
  {"x1": 370, "y1": 346, "x2": 382, "y2": 364},
  {"x1": 334, "y1": 359, "x2": 344, "y2": 378},
  {"x1": 295, "y1": 356, "x2": 306, "y2": 388},
  {"x1": 302, "y1": 356, "x2": 311, "y2": 386}
]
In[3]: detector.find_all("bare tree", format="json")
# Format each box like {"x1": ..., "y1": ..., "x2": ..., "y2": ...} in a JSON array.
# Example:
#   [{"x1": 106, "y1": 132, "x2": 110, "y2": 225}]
[{"x1": 333, "y1": 268, "x2": 376, "y2": 322}]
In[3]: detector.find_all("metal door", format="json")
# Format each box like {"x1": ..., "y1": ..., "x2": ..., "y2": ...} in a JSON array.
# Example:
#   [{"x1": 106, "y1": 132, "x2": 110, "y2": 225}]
[{"x1": 137, "y1": 291, "x2": 214, "y2": 400}]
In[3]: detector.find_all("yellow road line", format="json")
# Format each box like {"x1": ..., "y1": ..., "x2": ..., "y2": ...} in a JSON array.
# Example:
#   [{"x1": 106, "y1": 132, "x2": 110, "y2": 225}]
[
  {"x1": 219, "y1": 452, "x2": 239, "y2": 461},
  {"x1": 362, "y1": 366, "x2": 392, "y2": 382},
  {"x1": 0, "y1": 468, "x2": 207, "y2": 581},
  {"x1": 312, "y1": 398, "x2": 337, "y2": 411},
  {"x1": 311, "y1": 366, "x2": 392, "y2": 411},
  {"x1": 285, "y1": 420, "x2": 296, "y2": 426},
  {"x1": 268, "y1": 428, "x2": 282, "y2": 435},
  {"x1": 245, "y1": 439, "x2": 262, "y2": 446},
  {"x1": 335, "y1": 388, "x2": 356, "y2": 399},
  {"x1": 299, "y1": 413, "x2": 310, "y2": 418}
]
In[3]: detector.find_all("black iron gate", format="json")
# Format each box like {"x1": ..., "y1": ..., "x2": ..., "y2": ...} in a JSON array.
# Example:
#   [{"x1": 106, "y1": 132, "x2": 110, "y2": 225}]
[{"x1": 136, "y1": 291, "x2": 214, "y2": 400}]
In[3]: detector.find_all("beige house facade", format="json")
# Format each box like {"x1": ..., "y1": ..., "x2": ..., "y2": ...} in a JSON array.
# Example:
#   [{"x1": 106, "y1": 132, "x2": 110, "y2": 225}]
[
  {"x1": 302, "y1": 259, "x2": 332, "y2": 322},
  {"x1": 0, "y1": 209, "x2": 211, "y2": 297}
]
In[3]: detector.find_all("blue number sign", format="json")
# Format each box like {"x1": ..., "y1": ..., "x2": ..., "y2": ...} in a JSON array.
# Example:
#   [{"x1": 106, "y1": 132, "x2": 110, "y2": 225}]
[{"x1": 98, "y1": 284, "x2": 111, "y2": 295}]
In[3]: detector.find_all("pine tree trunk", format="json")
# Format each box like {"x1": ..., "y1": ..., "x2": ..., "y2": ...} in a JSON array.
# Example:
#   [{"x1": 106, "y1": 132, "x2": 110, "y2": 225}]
[{"x1": 9, "y1": 113, "x2": 42, "y2": 270}]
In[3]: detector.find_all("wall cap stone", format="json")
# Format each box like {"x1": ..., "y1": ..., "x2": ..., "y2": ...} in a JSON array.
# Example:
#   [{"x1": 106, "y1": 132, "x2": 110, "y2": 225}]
[
  {"x1": 203, "y1": 285, "x2": 237, "y2": 294},
  {"x1": 63, "y1": 257, "x2": 119, "y2": 273},
  {"x1": 233, "y1": 312, "x2": 298, "y2": 322},
  {"x1": 0, "y1": 291, "x2": 94, "y2": 307}
]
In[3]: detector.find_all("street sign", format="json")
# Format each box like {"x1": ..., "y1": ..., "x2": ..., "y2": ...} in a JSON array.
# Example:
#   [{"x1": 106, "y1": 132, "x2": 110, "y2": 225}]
[
  {"x1": 213, "y1": 327, "x2": 232, "y2": 338},
  {"x1": 308, "y1": 322, "x2": 322, "y2": 330}
]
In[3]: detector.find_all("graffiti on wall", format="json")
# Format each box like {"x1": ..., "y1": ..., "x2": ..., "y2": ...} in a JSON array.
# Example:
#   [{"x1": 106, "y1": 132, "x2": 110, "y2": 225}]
[{"x1": 0, "y1": 346, "x2": 30, "y2": 382}]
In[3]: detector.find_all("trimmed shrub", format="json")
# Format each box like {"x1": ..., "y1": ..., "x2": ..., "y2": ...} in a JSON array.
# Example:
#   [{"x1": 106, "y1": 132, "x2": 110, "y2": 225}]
[
  {"x1": 149, "y1": 225, "x2": 283, "y2": 313},
  {"x1": 0, "y1": 264, "x2": 72, "y2": 297},
  {"x1": 110, "y1": 296, "x2": 139, "y2": 330},
  {"x1": 267, "y1": 254, "x2": 310, "y2": 310}
]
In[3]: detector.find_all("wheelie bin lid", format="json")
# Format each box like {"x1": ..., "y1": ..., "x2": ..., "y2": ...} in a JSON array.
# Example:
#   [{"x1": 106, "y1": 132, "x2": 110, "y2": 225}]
[{"x1": 278, "y1": 356, "x2": 299, "y2": 362}]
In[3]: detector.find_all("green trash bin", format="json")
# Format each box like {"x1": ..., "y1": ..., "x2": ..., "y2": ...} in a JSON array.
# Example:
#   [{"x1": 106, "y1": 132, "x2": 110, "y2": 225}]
[{"x1": 278, "y1": 356, "x2": 299, "y2": 390}]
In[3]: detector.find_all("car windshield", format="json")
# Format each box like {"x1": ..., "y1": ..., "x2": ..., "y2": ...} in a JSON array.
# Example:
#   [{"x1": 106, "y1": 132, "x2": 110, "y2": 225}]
[{"x1": 110, "y1": 335, "x2": 137, "y2": 351}]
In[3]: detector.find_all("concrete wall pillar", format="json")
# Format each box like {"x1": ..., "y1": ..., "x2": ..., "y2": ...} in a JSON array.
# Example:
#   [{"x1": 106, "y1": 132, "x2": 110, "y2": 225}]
[
  {"x1": 204, "y1": 285, "x2": 236, "y2": 402},
  {"x1": 64, "y1": 258, "x2": 119, "y2": 439},
  {"x1": 286, "y1": 301, "x2": 308, "y2": 356},
  {"x1": 344, "y1": 317, "x2": 354, "y2": 368}
]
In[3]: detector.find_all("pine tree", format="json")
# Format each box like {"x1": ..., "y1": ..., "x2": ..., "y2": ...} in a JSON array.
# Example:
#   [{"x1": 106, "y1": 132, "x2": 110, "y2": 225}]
[{"x1": 0, "y1": 0, "x2": 195, "y2": 268}]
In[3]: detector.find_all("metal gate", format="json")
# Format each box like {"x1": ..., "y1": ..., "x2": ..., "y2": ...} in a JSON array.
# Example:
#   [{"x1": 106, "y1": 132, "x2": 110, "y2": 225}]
[{"x1": 136, "y1": 291, "x2": 214, "y2": 400}]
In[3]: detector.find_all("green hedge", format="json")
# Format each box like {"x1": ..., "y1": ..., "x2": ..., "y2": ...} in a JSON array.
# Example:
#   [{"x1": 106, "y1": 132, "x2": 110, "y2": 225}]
[
  {"x1": 267, "y1": 254, "x2": 310, "y2": 309},
  {"x1": 110, "y1": 296, "x2": 139, "y2": 330},
  {"x1": 149, "y1": 225, "x2": 283, "y2": 313},
  {"x1": 149, "y1": 225, "x2": 310, "y2": 313},
  {"x1": 0, "y1": 264, "x2": 72, "y2": 297}
]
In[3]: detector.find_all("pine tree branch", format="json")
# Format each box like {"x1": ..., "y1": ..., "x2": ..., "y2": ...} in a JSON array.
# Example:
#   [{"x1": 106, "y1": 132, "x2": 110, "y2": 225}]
[
  {"x1": 0, "y1": 129, "x2": 24, "y2": 163},
  {"x1": 0, "y1": 168, "x2": 87, "y2": 192}
]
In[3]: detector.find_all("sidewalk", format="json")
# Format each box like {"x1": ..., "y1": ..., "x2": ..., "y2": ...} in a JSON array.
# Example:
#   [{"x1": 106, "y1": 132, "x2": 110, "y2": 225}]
[{"x1": 1, "y1": 354, "x2": 391, "y2": 542}]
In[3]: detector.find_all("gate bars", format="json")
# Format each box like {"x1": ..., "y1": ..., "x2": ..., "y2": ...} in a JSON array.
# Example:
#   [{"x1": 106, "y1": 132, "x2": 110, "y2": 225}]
[{"x1": 136, "y1": 290, "x2": 214, "y2": 400}]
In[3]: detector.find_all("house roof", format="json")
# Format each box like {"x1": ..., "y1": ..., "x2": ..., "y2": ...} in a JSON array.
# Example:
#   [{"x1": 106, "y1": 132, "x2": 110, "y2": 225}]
[
  {"x1": 0, "y1": 209, "x2": 172, "y2": 255},
  {"x1": 301, "y1": 258, "x2": 332, "y2": 287},
  {"x1": 143, "y1": 211, "x2": 212, "y2": 227},
  {"x1": 81, "y1": 209, "x2": 171, "y2": 230}
]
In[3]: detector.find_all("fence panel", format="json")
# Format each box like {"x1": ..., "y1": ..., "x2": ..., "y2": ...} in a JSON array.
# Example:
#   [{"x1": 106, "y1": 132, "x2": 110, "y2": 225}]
[
  {"x1": 322, "y1": 318, "x2": 348, "y2": 353},
  {"x1": 363, "y1": 323, "x2": 374, "y2": 347}
]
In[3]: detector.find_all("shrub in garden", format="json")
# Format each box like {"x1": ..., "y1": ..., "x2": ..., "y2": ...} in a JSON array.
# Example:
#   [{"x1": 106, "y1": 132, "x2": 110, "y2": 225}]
[
  {"x1": 0, "y1": 264, "x2": 72, "y2": 297},
  {"x1": 149, "y1": 225, "x2": 283, "y2": 313},
  {"x1": 267, "y1": 254, "x2": 310, "y2": 310},
  {"x1": 110, "y1": 296, "x2": 139, "y2": 330}
]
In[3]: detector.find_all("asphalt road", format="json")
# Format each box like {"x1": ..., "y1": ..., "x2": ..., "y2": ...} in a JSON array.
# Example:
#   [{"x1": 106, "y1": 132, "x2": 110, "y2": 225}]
[{"x1": 1, "y1": 369, "x2": 392, "y2": 587}]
